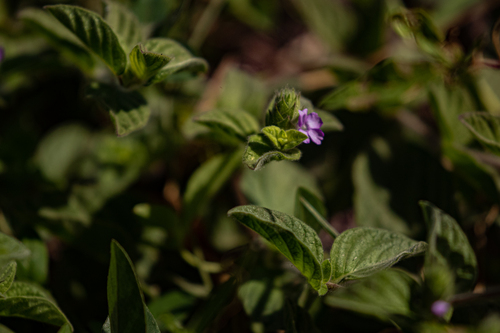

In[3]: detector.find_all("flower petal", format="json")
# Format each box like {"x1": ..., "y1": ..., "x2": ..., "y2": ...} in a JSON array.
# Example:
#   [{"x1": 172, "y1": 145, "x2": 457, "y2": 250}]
[
  {"x1": 298, "y1": 129, "x2": 310, "y2": 144},
  {"x1": 305, "y1": 112, "x2": 323, "y2": 130},
  {"x1": 308, "y1": 128, "x2": 324, "y2": 145},
  {"x1": 298, "y1": 109, "x2": 308, "y2": 128}
]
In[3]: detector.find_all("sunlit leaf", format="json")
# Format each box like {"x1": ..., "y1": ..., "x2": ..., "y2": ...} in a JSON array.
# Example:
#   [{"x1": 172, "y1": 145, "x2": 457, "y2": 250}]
[
  {"x1": 0, "y1": 282, "x2": 72, "y2": 329},
  {"x1": 104, "y1": 1, "x2": 144, "y2": 52},
  {"x1": 330, "y1": 227, "x2": 427, "y2": 283},
  {"x1": 128, "y1": 44, "x2": 171, "y2": 83},
  {"x1": 45, "y1": 5, "x2": 127, "y2": 75},
  {"x1": 243, "y1": 134, "x2": 302, "y2": 171},
  {"x1": 261, "y1": 126, "x2": 307, "y2": 150},
  {"x1": 420, "y1": 201, "x2": 477, "y2": 292},
  {"x1": 228, "y1": 205, "x2": 326, "y2": 293},
  {"x1": 143, "y1": 38, "x2": 208, "y2": 83}
]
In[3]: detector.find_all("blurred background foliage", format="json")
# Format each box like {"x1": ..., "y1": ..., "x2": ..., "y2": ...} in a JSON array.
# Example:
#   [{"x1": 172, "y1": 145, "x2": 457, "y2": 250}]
[{"x1": 2, "y1": 0, "x2": 500, "y2": 332}]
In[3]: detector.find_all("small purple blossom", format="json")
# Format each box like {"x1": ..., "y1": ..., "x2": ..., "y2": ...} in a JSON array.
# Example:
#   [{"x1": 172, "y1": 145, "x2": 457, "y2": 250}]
[
  {"x1": 431, "y1": 300, "x2": 450, "y2": 317},
  {"x1": 297, "y1": 108, "x2": 324, "y2": 145}
]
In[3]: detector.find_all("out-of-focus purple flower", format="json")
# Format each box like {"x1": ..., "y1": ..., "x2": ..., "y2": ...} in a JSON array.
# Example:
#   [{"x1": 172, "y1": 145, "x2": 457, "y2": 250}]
[
  {"x1": 431, "y1": 300, "x2": 450, "y2": 317},
  {"x1": 297, "y1": 108, "x2": 324, "y2": 145}
]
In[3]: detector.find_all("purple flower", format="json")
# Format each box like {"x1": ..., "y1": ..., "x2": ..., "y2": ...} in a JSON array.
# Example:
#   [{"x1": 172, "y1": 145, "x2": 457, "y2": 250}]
[
  {"x1": 431, "y1": 300, "x2": 450, "y2": 317},
  {"x1": 297, "y1": 109, "x2": 324, "y2": 145}
]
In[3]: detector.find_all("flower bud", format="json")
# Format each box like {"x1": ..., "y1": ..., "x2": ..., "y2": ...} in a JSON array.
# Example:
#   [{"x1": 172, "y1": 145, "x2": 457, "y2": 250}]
[{"x1": 265, "y1": 87, "x2": 300, "y2": 130}]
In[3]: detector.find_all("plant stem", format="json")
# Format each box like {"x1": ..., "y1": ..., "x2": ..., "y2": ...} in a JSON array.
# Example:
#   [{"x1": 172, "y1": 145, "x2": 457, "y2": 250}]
[
  {"x1": 189, "y1": 0, "x2": 226, "y2": 50},
  {"x1": 300, "y1": 197, "x2": 340, "y2": 239}
]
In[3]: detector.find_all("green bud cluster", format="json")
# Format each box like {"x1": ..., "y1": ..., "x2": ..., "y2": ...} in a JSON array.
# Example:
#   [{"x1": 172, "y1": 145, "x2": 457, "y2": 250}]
[{"x1": 265, "y1": 87, "x2": 300, "y2": 130}]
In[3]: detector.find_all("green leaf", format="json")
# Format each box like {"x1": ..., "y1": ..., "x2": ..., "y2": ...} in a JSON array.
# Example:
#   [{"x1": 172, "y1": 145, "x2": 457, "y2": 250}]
[
  {"x1": 45, "y1": 5, "x2": 127, "y2": 75},
  {"x1": 107, "y1": 240, "x2": 146, "y2": 333},
  {"x1": 35, "y1": 124, "x2": 91, "y2": 187},
  {"x1": 19, "y1": 8, "x2": 95, "y2": 70},
  {"x1": 0, "y1": 261, "x2": 16, "y2": 297},
  {"x1": 86, "y1": 82, "x2": 150, "y2": 136},
  {"x1": 143, "y1": 38, "x2": 208, "y2": 83},
  {"x1": 261, "y1": 126, "x2": 307, "y2": 150},
  {"x1": 194, "y1": 108, "x2": 260, "y2": 142},
  {"x1": 148, "y1": 290, "x2": 196, "y2": 326},
  {"x1": 0, "y1": 233, "x2": 30, "y2": 267},
  {"x1": 243, "y1": 134, "x2": 302, "y2": 171},
  {"x1": 104, "y1": 1, "x2": 143, "y2": 53},
  {"x1": 241, "y1": 161, "x2": 322, "y2": 216},
  {"x1": 133, "y1": 204, "x2": 181, "y2": 249},
  {"x1": 128, "y1": 44, "x2": 172, "y2": 83},
  {"x1": 16, "y1": 239, "x2": 49, "y2": 285},
  {"x1": 238, "y1": 278, "x2": 284, "y2": 319},
  {"x1": 330, "y1": 227, "x2": 427, "y2": 283},
  {"x1": 460, "y1": 112, "x2": 500, "y2": 156},
  {"x1": 419, "y1": 201, "x2": 477, "y2": 292},
  {"x1": 183, "y1": 150, "x2": 242, "y2": 223},
  {"x1": 145, "y1": 306, "x2": 161, "y2": 333},
  {"x1": 0, "y1": 324, "x2": 15, "y2": 333},
  {"x1": 325, "y1": 269, "x2": 415, "y2": 321},
  {"x1": 228, "y1": 205, "x2": 325, "y2": 293},
  {"x1": 57, "y1": 324, "x2": 73, "y2": 333},
  {"x1": 284, "y1": 300, "x2": 322, "y2": 333},
  {"x1": 0, "y1": 282, "x2": 72, "y2": 329}
]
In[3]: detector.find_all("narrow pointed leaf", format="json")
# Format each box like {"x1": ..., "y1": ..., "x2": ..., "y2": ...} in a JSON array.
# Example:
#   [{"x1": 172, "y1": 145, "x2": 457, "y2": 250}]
[
  {"x1": 243, "y1": 134, "x2": 302, "y2": 171},
  {"x1": 57, "y1": 324, "x2": 73, "y2": 333},
  {"x1": 420, "y1": 201, "x2": 477, "y2": 292},
  {"x1": 228, "y1": 205, "x2": 325, "y2": 293},
  {"x1": 45, "y1": 5, "x2": 127, "y2": 74},
  {"x1": 86, "y1": 82, "x2": 150, "y2": 136},
  {"x1": 104, "y1": 1, "x2": 143, "y2": 52},
  {"x1": 143, "y1": 38, "x2": 208, "y2": 83},
  {"x1": 330, "y1": 227, "x2": 427, "y2": 283},
  {"x1": 0, "y1": 261, "x2": 16, "y2": 297},
  {"x1": 129, "y1": 44, "x2": 171, "y2": 82},
  {"x1": 294, "y1": 187, "x2": 338, "y2": 238},
  {"x1": 0, "y1": 233, "x2": 30, "y2": 266},
  {"x1": 0, "y1": 282, "x2": 72, "y2": 329},
  {"x1": 194, "y1": 109, "x2": 260, "y2": 142},
  {"x1": 108, "y1": 240, "x2": 146, "y2": 333},
  {"x1": 460, "y1": 112, "x2": 500, "y2": 156},
  {"x1": 145, "y1": 306, "x2": 161, "y2": 333}
]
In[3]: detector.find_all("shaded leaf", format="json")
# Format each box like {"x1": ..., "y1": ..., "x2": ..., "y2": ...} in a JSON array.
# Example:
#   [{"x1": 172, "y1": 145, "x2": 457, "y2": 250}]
[
  {"x1": 460, "y1": 112, "x2": 500, "y2": 156},
  {"x1": 86, "y1": 82, "x2": 150, "y2": 136},
  {"x1": 330, "y1": 227, "x2": 427, "y2": 283},
  {"x1": 57, "y1": 324, "x2": 73, "y2": 333},
  {"x1": 294, "y1": 187, "x2": 328, "y2": 235},
  {"x1": 194, "y1": 109, "x2": 260, "y2": 142},
  {"x1": 239, "y1": 278, "x2": 284, "y2": 319},
  {"x1": 107, "y1": 240, "x2": 146, "y2": 333},
  {"x1": 16, "y1": 239, "x2": 49, "y2": 285},
  {"x1": 284, "y1": 300, "x2": 321, "y2": 333},
  {"x1": 0, "y1": 282, "x2": 72, "y2": 329},
  {"x1": 0, "y1": 261, "x2": 16, "y2": 297},
  {"x1": 228, "y1": 206, "x2": 325, "y2": 293},
  {"x1": 143, "y1": 38, "x2": 208, "y2": 83},
  {"x1": 420, "y1": 201, "x2": 477, "y2": 292},
  {"x1": 104, "y1": 1, "x2": 143, "y2": 52},
  {"x1": 325, "y1": 269, "x2": 415, "y2": 321},
  {"x1": 183, "y1": 150, "x2": 242, "y2": 223},
  {"x1": 45, "y1": 5, "x2": 127, "y2": 75},
  {"x1": 0, "y1": 233, "x2": 30, "y2": 267},
  {"x1": 243, "y1": 134, "x2": 302, "y2": 171},
  {"x1": 19, "y1": 8, "x2": 95, "y2": 70}
]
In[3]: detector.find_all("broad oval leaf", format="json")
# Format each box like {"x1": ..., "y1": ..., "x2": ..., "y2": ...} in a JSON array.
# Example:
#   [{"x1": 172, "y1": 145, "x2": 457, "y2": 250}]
[
  {"x1": 0, "y1": 281, "x2": 72, "y2": 329},
  {"x1": 45, "y1": 5, "x2": 127, "y2": 75},
  {"x1": 0, "y1": 233, "x2": 30, "y2": 266},
  {"x1": 228, "y1": 205, "x2": 325, "y2": 293},
  {"x1": 104, "y1": 1, "x2": 143, "y2": 52},
  {"x1": 194, "y1": 108, "x2": 260, "y2": 142},
  {"x1": 243, "y1": 134, "x2": 302, "y2": 171},
  {"x1": 86, "y1": 82, "x2": 150, "y2": 136},
  {"x1": 460, "y1": 112, "x2": 500, "y2": 156},
  {"x1": 0, "y1": 261, "x2": 16, "y2": 297},
  {"x1": 107, "y1": 240, "x2": 146, "y2": 333},
  {"x1": 128, "y1": 44, "x2": 171, "y2": 83},
  {"x1": 325, "y1": 269, "x2": 415, "y2": 322},
  {"x1": 19, "y1": 8, "x2": 95, "y2": 70},
  {"x1": 143, "y1": 38, "x2": 208, "y2": 83},
  {"x1": 330, "y1": 227, "x2": 427, "y2": 283},
  {"x1": 420, "y1": 201, "x2": 477, "y2": 292}
]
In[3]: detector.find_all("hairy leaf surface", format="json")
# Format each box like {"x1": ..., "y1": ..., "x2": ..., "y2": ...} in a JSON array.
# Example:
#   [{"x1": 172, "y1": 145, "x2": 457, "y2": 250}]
[
  {"x1": 0, "y1": 262, "x2": 16, "y2": 297},
  {"x1": 194, "y1": 109, "x2": 260, "y2": 142}
]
